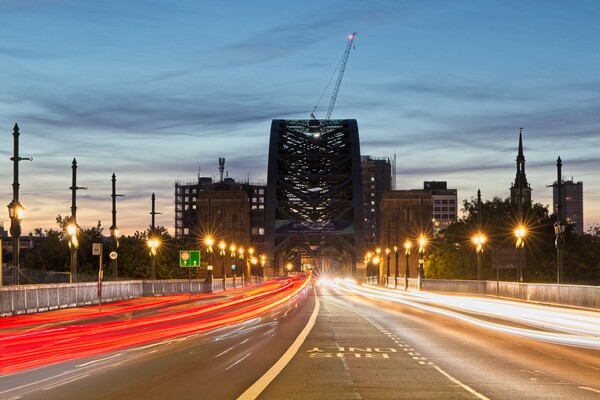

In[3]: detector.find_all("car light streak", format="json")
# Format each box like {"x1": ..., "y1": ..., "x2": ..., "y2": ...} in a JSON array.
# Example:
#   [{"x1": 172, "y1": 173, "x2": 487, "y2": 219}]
[
  {"x1": 0, "y1": 275, "x2": 311, "y2": 375},
  {"x1": 335, "y1": 281, "x2": 600, "y2": 350}
]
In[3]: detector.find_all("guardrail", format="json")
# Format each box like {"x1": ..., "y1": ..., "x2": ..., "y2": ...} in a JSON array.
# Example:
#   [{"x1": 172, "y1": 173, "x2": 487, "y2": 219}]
[
  {"x1": 421, "y1": 279, "x2": 600, "y2": 310},
  {"x1": 0, "y1": 277, "x2": 262, "y2": 317}
]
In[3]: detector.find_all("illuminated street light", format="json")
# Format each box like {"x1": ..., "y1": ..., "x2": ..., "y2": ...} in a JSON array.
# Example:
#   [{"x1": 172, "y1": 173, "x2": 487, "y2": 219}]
[
  {"x1": 393, "y1": 246, "x2": 399, "y2": 288},
  {"x1": 286, "y1": 262, "x2": 293, "y2": 276},
  {"x1": 260, "y1": 254, "x2": 266, "y2": 280},
  {"x1": 404, "y1": 240, "x2": 412, "y2": 291},
  {"x1": 204, "y1": 236, "x2": 214, "y2": 283},
  {"x1": 385, "y1": 248, "x2": 391, "y2": 287},
  {"x1": 375, "y1": 247, "x2": 382, "y2": 284},
  {"x1": 219, "y1": 241, "x2": 226, "y2": 287},
  {"x1": 472, "y1": 234, "x2": 485, "y2": 280},
  {"x1": 515, "y1": 226, "x2": 526, "y2": 282},
  {"x1": 7, "y1": 200, "x2": 24, "y2": 285},
  {"x1": 147, "y1": 238, "x2": 160, "y2": 280},
  {"x1": 418, "y1": 236, "x2": 427, "y2": 285},
  {"x1": 365, "y1": 251, "x2": 373, "y2": 284}
]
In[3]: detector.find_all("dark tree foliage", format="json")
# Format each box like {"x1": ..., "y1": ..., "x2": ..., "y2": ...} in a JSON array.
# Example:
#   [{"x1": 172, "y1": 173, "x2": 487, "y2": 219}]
[{"x1": 425, "y1": 196, "x2": 600, "y2": 284}]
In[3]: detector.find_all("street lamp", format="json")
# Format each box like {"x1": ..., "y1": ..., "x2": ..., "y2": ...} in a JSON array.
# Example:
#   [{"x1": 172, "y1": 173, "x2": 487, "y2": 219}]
[
  {"x1": 260, "y1": 254, "x2": 266, "y2": 280},
  {"x1": 247, "y1": 247, "x2": 254, "y2": 280},
  {"x1": 7, "y1": 201, "x2": 24, "y2": 285},
  {"x1": 404, "y1": 240, "x2": 411, "y2": 290},
  {"x1": 66, "y1": 221, "x2": 80, "y2": 283},
  {"x1": 286, "y1": 262, "x2": 293, "y2": 275},
  {"x1": 230, "y1": 244, "x2": 237, "y2": 287},
  {"x1": 204, "y1": 236, "x2": 214, "y2": 283},
  {"x1": 554, "y1": 222, "x2": 566, "y2": 284},
  {"x1": 147, "y1": 238, "x2": 159, "y2": 280},
  {"x1": 515, "y1": 226, "x2": 525, "y2": 282},
  {"x1": 219, "y1": 241, "x2": 226, "y2": 287},
  {"x1": 472, "y1": 234, "x2": 485, "y2": 280},
  {"x1": 385, "y1": 248, "x2": 391, "y2": 287},
  {"x1": 418, "y1": 236, "x2": 427, "y2": 287},
  {"x1": 393, "y1": 246, "x2": 399, "y2": 288},
  {"x1": 238, "y1": 246, "x2": 244, "y2": 285},
  {"x1": 375, "y1": 247, "x2": 381, "y2": 285},
  {"x1": 364, "y1": 251, "x2": 372, "y2": 284},
  {"x1": 372, "y1": 255, "x2": 380, "y2": 283}
]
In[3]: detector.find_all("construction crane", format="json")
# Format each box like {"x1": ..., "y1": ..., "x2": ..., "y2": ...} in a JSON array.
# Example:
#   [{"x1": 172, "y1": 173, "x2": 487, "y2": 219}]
[{"x1": 311, "y1": 32, "x2": 357, "y2": 119}]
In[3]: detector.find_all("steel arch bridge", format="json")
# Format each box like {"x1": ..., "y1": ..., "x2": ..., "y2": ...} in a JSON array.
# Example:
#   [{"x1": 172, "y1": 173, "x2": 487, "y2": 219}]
[{"x1": 265, "y1": 119, "x2": 364, "y2": 277}]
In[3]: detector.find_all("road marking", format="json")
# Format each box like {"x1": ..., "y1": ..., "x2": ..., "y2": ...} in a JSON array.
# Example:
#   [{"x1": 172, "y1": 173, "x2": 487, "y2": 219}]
[
  {"x1": 579, "y1": 387, "x2": 600, "y2": 394},
  {"x1": 42, "y1": 374, "x2": 90, "y2": 391},
  {"x1": 237, "y1": 294, "x2": 320, "y2": 400},
  {"x1": 226, "y1": 352, "x2": 252, "y2": 370},
  {"x1": 434, "y1": 366, "x2": 490, "y2": 400},
  {"x1": 76, "y1": 353, "x2": 123, "y2": 367}
]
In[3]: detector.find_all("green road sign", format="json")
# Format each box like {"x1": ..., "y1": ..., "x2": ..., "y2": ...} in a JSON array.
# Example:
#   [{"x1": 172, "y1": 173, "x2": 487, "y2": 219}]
[{"x1": 179, "y1": 250, "x2": 201, "y2": 267}]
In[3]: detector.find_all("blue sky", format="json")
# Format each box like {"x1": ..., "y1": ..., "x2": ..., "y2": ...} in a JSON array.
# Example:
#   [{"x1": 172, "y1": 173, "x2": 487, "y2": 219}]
[{"x1": 1, "y1": 0, "x2": 599, "y2": 235}]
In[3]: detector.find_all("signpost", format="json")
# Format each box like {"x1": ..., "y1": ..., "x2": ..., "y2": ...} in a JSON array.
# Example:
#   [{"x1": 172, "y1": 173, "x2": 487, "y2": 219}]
[
  {"x1": 92, "y1": 243, "x2": 103, "y2": 311},
  {"x1": 180, "y1": 250, "x2": 201, "y2": 297}
]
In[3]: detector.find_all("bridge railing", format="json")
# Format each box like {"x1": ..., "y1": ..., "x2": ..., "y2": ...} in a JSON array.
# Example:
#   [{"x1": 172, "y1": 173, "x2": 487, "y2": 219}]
[
  {"x1": 0, "y1": 277, "x2": 262, "y2": 317},
  {"x1": 421, "y1": 279, "x2": 600, "y2": 310}
]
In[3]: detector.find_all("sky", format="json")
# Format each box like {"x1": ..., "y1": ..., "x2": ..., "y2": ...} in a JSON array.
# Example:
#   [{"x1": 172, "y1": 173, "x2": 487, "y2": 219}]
[{"x1": 1, "y1": 0, "x2": 599, "y2": 236}]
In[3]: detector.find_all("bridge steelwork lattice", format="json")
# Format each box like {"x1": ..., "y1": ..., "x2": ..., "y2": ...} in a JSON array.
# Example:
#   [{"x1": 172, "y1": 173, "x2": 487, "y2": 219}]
[{"x1": 265, "y1": 119, "x2": 364, "y2": 277}]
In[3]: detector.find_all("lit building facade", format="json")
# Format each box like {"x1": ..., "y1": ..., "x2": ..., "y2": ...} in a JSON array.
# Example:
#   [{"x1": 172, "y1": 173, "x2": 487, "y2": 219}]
[
  {"x1": 553, "y1": 179, "x2": 584, "y2": 235},
  {"x1": 361, "y1": 155, "x2": 392, "y2": 248}
]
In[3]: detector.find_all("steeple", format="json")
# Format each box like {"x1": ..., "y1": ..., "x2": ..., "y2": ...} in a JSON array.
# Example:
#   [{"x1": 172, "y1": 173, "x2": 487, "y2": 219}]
[{"x1": 510, "y1": 128, "x2": 532, "y2": 211}]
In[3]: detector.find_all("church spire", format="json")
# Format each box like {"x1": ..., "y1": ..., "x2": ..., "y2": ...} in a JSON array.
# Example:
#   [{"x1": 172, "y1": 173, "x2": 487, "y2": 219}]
[{"x1": 510, "y1": 128, "x2": 532, "y2": 210}]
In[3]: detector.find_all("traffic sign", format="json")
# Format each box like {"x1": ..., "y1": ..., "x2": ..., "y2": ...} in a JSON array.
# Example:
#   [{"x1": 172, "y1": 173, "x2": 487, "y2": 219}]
[
  {"x1": 180, "y1": 250, "x2": 201, "y2": 267},
  {"x1": 109, "y1": 251, "x2": 118, "y2": 260},
  {"x1": 92, "y1": 243, "x2": 102, "y2": 256}
]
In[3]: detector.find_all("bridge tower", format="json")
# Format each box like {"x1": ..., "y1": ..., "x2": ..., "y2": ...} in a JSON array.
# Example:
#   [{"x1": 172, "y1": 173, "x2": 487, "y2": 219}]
[{"x1": 265, "y1": 119, "x2": 364, "y2": 278}]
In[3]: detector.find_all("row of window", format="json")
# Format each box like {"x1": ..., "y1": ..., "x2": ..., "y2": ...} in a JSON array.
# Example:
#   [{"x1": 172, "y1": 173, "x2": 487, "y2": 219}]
[
  {"x1": 434, "y1": 214, "x2": 456, "y2": 220},
  {"x1": 434, "y1": 199, "x2": 456, "y2": 205},
  {"x1": 434, "y1": 207, "x2": 455, "y2": 212}
]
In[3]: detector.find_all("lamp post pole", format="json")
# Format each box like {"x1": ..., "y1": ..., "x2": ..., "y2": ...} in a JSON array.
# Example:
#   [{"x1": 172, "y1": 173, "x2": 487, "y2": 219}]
[
  {"x1": 393, "y1": 246, "x2": 399, "y2": 288},
  {"x1": 404, "y1": 241, "x2": 411, "y2": 291},
  {"x1": 69, "y1": 159, "x2": 87, "y2": 283},
  {"x1": 476, "y1": 189, "x2": 482, "y2": 280},
  {"x1": 149, "y1": 193, "x2": 161, "y2": 280},
  {"x1": 418, "y1": 237, "x2": 426, "y2": 289},
  {"x1": 8, "y1": 124, "x2": 31, "y2": 285},
  {"x1": 110, "y1": 173, "x2": 123, "y2": 280},
  {"x1": 219, "y1": 241, "x2": 226, "y2": 288},
  {"x1": 385, "y1": 248, "x2": 391, "y2": 287},
  {"x1": 375, "y1": 248, "x2": 381, "y2": 285},
  {"x1": 555, "y1": 157, "x2": 564, "y2": 284}
]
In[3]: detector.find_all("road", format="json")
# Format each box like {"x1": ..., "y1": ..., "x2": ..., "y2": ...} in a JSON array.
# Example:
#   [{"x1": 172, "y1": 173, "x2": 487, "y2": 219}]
[{"x1": 2, "y1": 278, "x2": 600, "y2": 399}]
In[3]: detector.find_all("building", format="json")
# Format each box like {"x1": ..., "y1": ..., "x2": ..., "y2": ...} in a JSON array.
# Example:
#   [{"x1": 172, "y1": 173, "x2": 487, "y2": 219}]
[
  {"x1": 553, "y1": 179, "x2": 584, "y2": 235},
  {"x1": 424, "y1": 181, "x2": 458, "y2": 236},
  {"x1": 510, "y1": 129, "x2": 532, "y2": 213},
  {"x1": 378, "y1": 190, "x2": 434, "y2": 281},
  {"x1": 174, "y1": 159, "x2": 265, "y2": 246},
  {"x1": 361, "y1": 155, "x2": 392, "y2": 248}
]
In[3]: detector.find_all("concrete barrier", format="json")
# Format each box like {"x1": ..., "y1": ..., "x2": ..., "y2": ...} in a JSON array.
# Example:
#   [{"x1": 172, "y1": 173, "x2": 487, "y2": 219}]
[{"x1": 421, "y1": 279, "x2": 600, "y2": 310}]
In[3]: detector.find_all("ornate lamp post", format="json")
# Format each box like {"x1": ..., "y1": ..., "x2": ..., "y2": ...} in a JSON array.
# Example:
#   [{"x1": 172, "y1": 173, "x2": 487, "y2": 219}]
[
  {"x1": 375, "y1": 247, "x2": 381, "y2": 285},
  {"x1": 147, "y1": 238, "x2": 159, "y2": 279},
  {"x1": 554, "y1": 156, "x2": 565, "y2": 284},
  {"x1": 230, "y1": 243, "x2": 237, "y2": 288},
  {"x1": 8, "y1": 124, "x2": 32, "y2": 285},
  {"x1": 418, "y1": 236, "x2": 427, "y2": 286},
  {"x1": 204, "y1": 236, "x2": 214, "y2": 283},
  {"x1": 238, "y1": 246, "x2": 244, "y2": 285},
  {"x1": 515, "y1": 226, "x2": 526, "y2": 282},
  {"x1": 219, "y1": 241, "x2": 226, "y2": 288},
  {"x1": 404, "y1": 240, "x2": 412, "y2": 290},
  {"x1": 393, "y1": 246, "x2": 399, "y2": 288},
  {"x1": 286, "y1": 262, "x2": 293, "y2": 276},
  {"x1": 385, "y1": 248, "x2": 391, "y2": 287},
  {"x1": 472, "y1": 234, "x2": 485, "y2": 280},
  {"x1": 247, "y1": 247, "x2": 254, "y2": 281},
  {"x1": 109, "y1": 173, "x2": 123, "y2": 280},
  {"x1": 66, "y1": 221, "x2": 80, "y2": 283},
  {"x1": 372, "y1": 254, "x2": 380, "y2": 284},
  {"x1": 260, "y1": 254, "x2": 266, "y2": 280},
  {"x1": 364, "y1": 251, "x2": 372, "y2": 284},
  {"x1": 7, "y1": 201, "x2": 24, "y2": 285}
]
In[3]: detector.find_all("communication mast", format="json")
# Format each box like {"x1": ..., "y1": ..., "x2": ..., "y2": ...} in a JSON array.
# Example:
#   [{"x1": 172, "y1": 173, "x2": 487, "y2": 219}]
[{"x1": 311, "y1": 32, "x2": 357, "y2": 119}]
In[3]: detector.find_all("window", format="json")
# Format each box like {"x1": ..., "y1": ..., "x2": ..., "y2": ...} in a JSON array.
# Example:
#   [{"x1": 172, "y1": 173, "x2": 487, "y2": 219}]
[
  {"x1": 442, "y1": 199, "x2": 448, "y2": 204},
  {"x1": 449, "y1": 199, "x2": 456, "y2": 204},
  {"x1": 434, "y1": 207, "x2": 441, "y2": 212},
  {"x1": 449, "y1": 207, "x2": 455, "y2": 212},
  {"x1": 434, "y1": 200, "x2": 441, "y2": 205}
]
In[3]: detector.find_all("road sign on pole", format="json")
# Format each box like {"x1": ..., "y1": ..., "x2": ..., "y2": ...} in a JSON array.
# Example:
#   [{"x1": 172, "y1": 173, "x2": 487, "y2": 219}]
[{"x1": 180, "y1": 250, "x2": 201, "y2": 267}]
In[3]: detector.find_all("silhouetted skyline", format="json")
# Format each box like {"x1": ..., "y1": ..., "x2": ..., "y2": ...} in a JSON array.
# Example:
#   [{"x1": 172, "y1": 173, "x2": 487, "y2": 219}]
[{"x1": 1, "y1": 1, "x2": 599, "y2": 235}]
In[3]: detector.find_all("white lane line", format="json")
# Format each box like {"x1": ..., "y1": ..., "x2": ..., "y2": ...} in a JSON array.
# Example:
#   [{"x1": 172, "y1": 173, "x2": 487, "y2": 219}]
[
  {"x1": 433, "y1": 366, "x2": 491, "y2": 400},
  {"x1": 237, "y1": 294, "x2": 320, "y2": 400},
  {"x1": 76, "y1": 353, "x2": 123, "y2": 367},
  {"x1": 0, "y1": 370, "x2": 74, "y2": 395},
  {"x1": 579, "y1": 386, "x2": 600, "y2": 394},
  {"x1": 226, "y1": 353, "x2": 252, "y2": 371},
  {"x1": 42, "y1": 374, "x2": 90, "y2": 391}
]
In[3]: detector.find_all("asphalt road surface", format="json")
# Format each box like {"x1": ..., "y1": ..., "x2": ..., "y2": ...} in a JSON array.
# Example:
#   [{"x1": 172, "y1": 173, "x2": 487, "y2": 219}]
[{"x1": 2, "y1": 279, "x2": 599, "y2": 399}]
